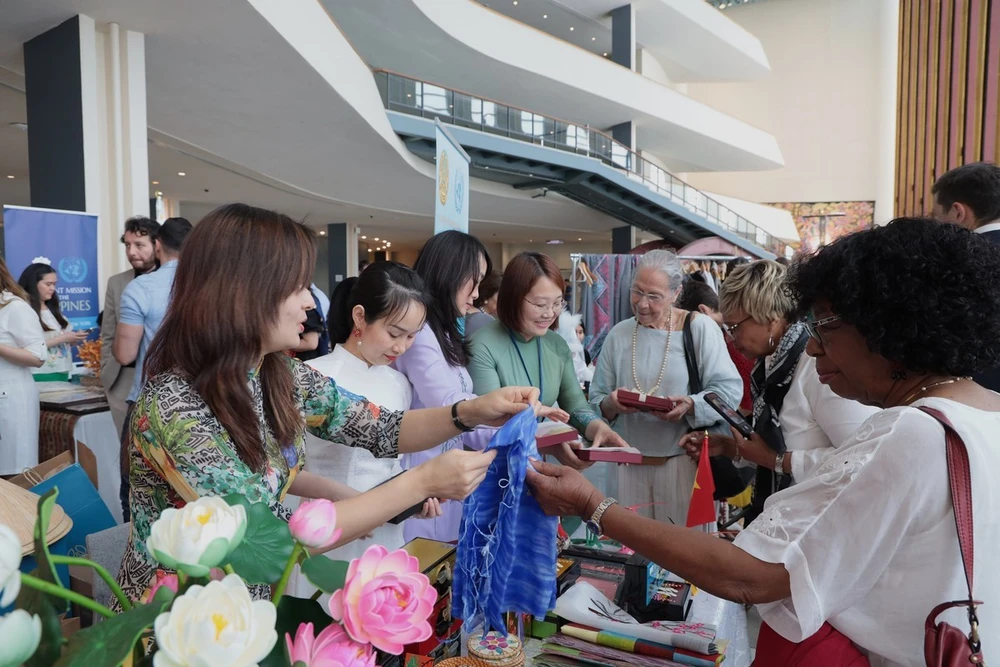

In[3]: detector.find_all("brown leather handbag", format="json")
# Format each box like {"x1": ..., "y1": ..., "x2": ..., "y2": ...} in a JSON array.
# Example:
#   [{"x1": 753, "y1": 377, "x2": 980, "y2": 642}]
[{"x1": 919, "y1": 408, "x2": 986, "y2": 666}]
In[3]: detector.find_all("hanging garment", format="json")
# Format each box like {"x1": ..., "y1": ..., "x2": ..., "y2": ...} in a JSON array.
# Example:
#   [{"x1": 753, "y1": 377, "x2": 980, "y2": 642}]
[{"x1": 454, "y1": 407, "x2": 558, "y2": 632}]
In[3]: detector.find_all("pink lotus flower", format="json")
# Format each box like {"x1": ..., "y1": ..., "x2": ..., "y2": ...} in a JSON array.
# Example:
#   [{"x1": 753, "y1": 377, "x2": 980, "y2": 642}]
[
  {"x1": 286, "y1": 622, "x2": 376, "y2": 667},
  {"x1": 143, "y1": 567, "x2": 226, "y2": 604},
  {"x1": 289, "y1": 499, "x2": 343, "y2": 549},
  {"x1": 328, "y1": 546, "x2": 437, "y2": 654}
]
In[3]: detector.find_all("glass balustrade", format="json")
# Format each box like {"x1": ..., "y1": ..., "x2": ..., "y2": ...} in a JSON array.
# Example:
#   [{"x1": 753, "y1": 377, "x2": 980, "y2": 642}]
[{"x1": 374, "y1": 70, "x2": 785, "y2": 256}]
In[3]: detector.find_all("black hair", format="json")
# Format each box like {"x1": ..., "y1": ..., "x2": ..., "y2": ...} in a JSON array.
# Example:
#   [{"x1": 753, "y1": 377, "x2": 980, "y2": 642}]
[
  {"x1": 677, "y1": 279, "x2": 719, "y2": 312},
  {"x1": 120, "y1": 216, "x2": 160, "y2": 243},
  {"x1": 473, "y1": 271, "x2": 502, "y2": 309},
  {"x1": 788, "y1": 217, "x2": 1000, "y2": 376},
  {"x1": 158, "y1": 217, "x2": 192, "y2": 253},
  {"x1": 18, "y1": 263, "x2": 68, "y2": 330},
  {"x1": 932, "y1": 162, "x2": 1000, "y2": 224},
  {"x1": 413, "y1": 231, "x2": 492, "y2": 367},
  {"x1": 328, "y1": 262, "x2": 430, "y2": 345},
  {"x1": 726, "y1": 257, "x2": 749, "y2": 275}
]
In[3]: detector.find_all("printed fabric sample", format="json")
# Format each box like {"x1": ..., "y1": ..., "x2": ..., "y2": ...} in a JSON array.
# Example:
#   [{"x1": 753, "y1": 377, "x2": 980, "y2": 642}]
[{"x1": 454, "y1": 407, "x2": 558, "y2": 631}]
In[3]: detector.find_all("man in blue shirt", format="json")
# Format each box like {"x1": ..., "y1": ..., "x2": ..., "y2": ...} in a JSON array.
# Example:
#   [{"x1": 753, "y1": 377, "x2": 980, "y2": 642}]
[
  {"x1": 113, "y1": 217, "x2": 192, "y2": 403},
  {"x1": 113, "y1": 217, "x2": 191, "y2": 520}
]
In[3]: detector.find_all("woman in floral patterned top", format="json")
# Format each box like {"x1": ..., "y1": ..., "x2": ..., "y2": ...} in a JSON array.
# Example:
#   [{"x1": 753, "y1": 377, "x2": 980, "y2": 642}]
[{"x1": 115, "y1": 204, "x2": 546, "y2": 606}]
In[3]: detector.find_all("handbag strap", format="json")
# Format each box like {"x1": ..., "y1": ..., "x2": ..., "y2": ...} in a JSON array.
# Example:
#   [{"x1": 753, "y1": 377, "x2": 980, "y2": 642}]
[
  {"x1": 682, "y1": 312, "x2": 702, "y2": 393},
  {"x1": 916, "y1": 406, "x2": 981, "y2": 646}
]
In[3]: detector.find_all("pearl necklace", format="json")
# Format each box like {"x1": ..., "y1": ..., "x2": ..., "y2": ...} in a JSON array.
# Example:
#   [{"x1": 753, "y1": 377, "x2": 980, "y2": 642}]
[
  {"x1": 900, "y1": 376, "x2": 971, "y2": 406},
  {"x1": 631, "y1": 310, "x2": 673, "y2": 396}
]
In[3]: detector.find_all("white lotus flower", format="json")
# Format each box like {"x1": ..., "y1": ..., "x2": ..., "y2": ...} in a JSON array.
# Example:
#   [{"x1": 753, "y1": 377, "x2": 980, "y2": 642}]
[
  {"x1": 153, "y1": 574, "x2": 277, "y2": 667},
  {"x1": 0, "y1": 610, "x2": 42, "y2": 667},
  {"x1": 0, "y1": 524, "x2": 22, "y2": 607},
  {"x1": 146, "y1": 497, "x2": 247, "y2": 577}
]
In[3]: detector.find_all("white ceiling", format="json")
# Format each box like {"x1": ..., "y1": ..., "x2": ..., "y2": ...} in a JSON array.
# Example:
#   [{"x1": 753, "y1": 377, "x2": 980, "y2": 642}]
[
  {"x1": 0, "y1": 0, "x2": 620, "y2": 247},
  {"x1": 476, "y1": 0, "x2": 771, "y2": 82}
]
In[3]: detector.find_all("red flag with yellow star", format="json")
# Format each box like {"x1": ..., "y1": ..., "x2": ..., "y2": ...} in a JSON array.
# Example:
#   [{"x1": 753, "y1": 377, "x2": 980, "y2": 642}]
[{"x1": 686, "y1": 431, "x2": 716, "y2": 527}]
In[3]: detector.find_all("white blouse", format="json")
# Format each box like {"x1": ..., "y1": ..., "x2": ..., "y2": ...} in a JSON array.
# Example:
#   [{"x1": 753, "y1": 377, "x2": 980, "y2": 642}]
[
  {"x1": 32, "y1": 307, "x2": 74, "y2": 376},
  {"x1": 780, "y1": 355, "x2": 879, "y2": 480},
  {"x1": 735, "y1": 398, "x2": 999, "y2": 667},
  {"x1": 0, "y1": 293, "x2": 47, "y2": 473}
]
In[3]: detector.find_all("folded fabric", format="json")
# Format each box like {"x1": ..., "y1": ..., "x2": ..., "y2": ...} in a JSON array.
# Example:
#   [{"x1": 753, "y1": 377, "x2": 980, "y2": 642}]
[
  {"x1": 551, "y1": 631, "x2": 727, "y2": 667},
  {"x1": 454, "y1": 407, "x2": 558, "y2": 631},
  {"x1": 554, "y1": 582, "x2": 717, "y2": 655}
]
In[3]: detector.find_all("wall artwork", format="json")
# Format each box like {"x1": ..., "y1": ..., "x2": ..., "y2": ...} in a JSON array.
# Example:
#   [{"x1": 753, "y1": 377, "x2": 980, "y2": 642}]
[{"x1": 767, "y1": 201, "x2": 875, "y2": 254}]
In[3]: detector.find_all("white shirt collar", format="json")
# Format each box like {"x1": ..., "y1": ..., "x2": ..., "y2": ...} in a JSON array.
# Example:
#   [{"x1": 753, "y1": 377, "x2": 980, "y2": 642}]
[{"x1": 975, "y1": 220, "x2": 1000, "y2": 234}]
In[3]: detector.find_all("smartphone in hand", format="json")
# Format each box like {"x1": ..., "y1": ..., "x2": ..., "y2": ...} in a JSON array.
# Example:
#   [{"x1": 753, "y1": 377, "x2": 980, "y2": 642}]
[{"x1": 704, "y1": 392, "x2": 754, "y2": 439}]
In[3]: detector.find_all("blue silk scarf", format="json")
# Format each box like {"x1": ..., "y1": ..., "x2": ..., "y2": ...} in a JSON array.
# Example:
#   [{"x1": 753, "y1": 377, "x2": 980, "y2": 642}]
[{"x1": 453, "y1": 407, "x2": 558, "y2": 631}]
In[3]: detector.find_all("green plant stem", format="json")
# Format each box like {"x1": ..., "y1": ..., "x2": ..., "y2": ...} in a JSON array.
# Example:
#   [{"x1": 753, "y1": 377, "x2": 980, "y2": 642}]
[
  {"x1": 50, "y1": 554, "x2": 132, "y2": 612},
  {"x1": 224, "y1": 564, "x2": 235, "y2": 576},
  {"x1": 272, "y1": 543, "x2": 303, "y2": 605},
  {"x1": 310, "y1": 589, "x2": 323, "y2": 602},
  {"x1": 20, "y1": 573, "x2": 115, "y2": 619}
]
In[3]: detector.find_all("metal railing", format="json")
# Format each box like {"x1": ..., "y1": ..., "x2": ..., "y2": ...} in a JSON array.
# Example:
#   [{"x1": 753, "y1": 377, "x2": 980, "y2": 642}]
[{"x1": 373, "y1": 69, "x2": 786, "y2": 256}]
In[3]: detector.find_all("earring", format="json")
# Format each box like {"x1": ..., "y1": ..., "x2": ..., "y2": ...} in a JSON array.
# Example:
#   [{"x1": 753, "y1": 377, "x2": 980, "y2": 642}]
[
  {"x1": 768, "y1": 336, "x2": 774, "y2": 347},
  {"x1": 891, "y1": 369, "x2": 907, "y2": 381},
  {"x1": 353, "y1": 329, "x2": 361, "y2": 338}
]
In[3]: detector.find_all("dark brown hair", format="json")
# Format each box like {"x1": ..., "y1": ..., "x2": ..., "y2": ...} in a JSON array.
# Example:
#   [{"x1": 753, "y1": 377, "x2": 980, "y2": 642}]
[
  {"x1": 143, "y1": 203, "x2": 317, "y2": 471},
  {"x1": 497, "y1": 252, "x2": 564, "y2": 333},
  {"x1": 0, "y1": 256, "x2": 28, "y2": 305},
  {"x1": 473, "y1": 271, "x2": 502, "y2": 309}
]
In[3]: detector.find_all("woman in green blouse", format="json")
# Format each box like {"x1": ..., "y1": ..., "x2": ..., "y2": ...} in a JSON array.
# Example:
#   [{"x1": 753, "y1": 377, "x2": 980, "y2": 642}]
[
  {"x1": 114, "y1": 204, "x2": 545, "y2": 606},
  {"x1": 469, "y1": 252, "x2": 628, "y2": 469}
]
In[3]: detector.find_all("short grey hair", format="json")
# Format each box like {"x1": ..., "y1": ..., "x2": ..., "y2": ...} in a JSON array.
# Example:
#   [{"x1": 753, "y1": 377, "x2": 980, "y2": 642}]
[{"x1": 634, "y1": 249, "x2": 684, "y2": 292}]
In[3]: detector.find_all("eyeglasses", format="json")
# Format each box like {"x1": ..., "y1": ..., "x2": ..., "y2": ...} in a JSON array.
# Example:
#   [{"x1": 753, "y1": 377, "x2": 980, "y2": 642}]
[
  {"x1": 724, "y1": 316, "x2": 753, "y2": 339},
  {"x1": 803, "y1": 313, "x2": 842, "y2": 341},
  {"x1": 524, "y1": 298, "x2": 565, "y2": 315},
  {"x1": 629, "y1": 288, "x2": 667, "y2": 304}
]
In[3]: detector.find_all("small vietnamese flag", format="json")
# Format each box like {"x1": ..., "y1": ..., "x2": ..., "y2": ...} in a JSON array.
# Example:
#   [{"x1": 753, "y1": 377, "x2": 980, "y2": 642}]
[{"x1": 686, "y1": 430, "x2": 717, "y2": 528}]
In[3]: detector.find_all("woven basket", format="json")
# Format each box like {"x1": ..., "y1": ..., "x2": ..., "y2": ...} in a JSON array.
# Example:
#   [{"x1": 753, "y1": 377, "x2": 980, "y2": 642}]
[
  {"x1": 437, "y1": 656, "x2": 524, "y2": 667},
  {"x1": 0, "y1": 478, "x2": 73, "y2": 555}
]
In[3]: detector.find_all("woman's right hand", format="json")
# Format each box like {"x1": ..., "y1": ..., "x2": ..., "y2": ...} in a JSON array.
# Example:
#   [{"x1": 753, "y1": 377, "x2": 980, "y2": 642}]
[
  {"x1": 549, "y1": 441, "x2": 592, "y2": 471},
  {"x1": 601, "y1": 389, "x2": 640, "y2": 420},
  {"x1": 415, "y1": 449, "x2": 498, "y2": 500},
  {"x1": 57, "y1": 330, "x2": 89, "y2": 345},
  {"x1": 680, "y1": 431, "x2": 737, "y2": 461}
]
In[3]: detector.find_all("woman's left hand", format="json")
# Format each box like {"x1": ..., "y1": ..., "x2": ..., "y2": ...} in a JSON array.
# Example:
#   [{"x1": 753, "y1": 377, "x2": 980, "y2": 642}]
[
  {"x1": 464, "y1": 386, "x2": 542, "y2": 427},
  {"x1": 728, "y1": 427, "x2": 775, "y2": 468},
  {"x1": 416, "y1": 498, "x2": 443, "y2": 520},
  {"x1": 652, "y1": 396, "x2": 695, "y2": 422},
  {"x1": 526, "y1": 459, "x2": 604, "y2": 518}
]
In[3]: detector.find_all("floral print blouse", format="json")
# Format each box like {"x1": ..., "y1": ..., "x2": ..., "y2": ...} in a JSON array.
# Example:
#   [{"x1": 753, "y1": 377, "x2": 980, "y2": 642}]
[{"x1": 113, "y1": 359, "x2": 404, "y2": 607}]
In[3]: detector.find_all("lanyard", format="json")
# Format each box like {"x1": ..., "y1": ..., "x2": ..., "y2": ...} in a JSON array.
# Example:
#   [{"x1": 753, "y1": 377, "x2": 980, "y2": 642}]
[{"x1": 508, "y1": 328, "x2": 543, "y2": 400}]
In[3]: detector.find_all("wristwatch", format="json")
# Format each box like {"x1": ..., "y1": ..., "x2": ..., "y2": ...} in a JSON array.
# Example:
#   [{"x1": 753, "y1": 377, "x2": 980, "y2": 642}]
[
  {"x1": 451, "y1": 399, "x2": 474, "y2": 433},
  {"x1": 586, "y1": 497, "x2": 618, "y2": 536}
]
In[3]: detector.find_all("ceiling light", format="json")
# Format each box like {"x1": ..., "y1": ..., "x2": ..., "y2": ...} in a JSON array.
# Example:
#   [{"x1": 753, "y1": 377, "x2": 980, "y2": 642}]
[
  {"x1": 591, "y1": 37, "x2": 596, "y2": 41},
  {"x1": 361, "y1": 235, "x2": 367, "y2": 239},
  {"x1": 9, "y1": 122, "x2": 27, "y2": 131},
  {"x1": 374, "y1": 237, "x2": 380, "y2": 241},
  {"x1": 368, "y1": 248, "x2": 373, "y2": 253},
  {"x1": 569, "y1": 26, "x2": 575, "y2": 31},
  {"x1": 543, "y1": 14, "x2": 548, "y2": 18},
  {"x1": 6, "y1": 175, "x2": 13, "y2": 179},
  {"x1": 577, "y1": 237, "x2": 582, "y2": 241},
  {"x1": 177, "y1": 172, "x2": 186, "y2": 176},
  {"x1": 546, "y1": 239, "x2": 564, "y2": 245},
  {"x1": 603, "y1": 52, "x2": 608, "y2": 56},
  {"x1": 512, "y1": 0, "x2": 517, "y2": 5},
  {"x1": 154, "y1": 191, "x2": 163, "y2": 197},
  {"x1": 319, "y1": 231, "x2": 327, "y2": 236},
  {"x1": 529, "y1": 239, "x2": 533, "y2": 242},
  {"x1": 151, "y1": 180, "x2": 159, "y2": 185}
]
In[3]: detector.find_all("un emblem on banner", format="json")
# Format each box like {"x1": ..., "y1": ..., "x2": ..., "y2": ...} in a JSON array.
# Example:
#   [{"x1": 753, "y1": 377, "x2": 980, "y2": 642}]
[
  {"x1": 454, "y1": 169, "x2": 465, "y2": 214},
  {"x1": 58, "y1": 256, "x2": 88, "y2": 284},
  {"x1": 438, "y1": 149, "x2": 450, "y2": 205}
]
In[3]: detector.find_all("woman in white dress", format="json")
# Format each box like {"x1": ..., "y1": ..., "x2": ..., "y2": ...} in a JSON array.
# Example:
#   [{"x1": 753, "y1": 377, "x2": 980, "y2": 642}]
[
  {"x1": 292, "y1": 263, "x2": 438, "y2": 594},
  {"x1": 0, "y1": 257, "x2": 47, "y2": 475},
  {"x1": 18, "y1": 262, "x2": 88, "y2": 381}
]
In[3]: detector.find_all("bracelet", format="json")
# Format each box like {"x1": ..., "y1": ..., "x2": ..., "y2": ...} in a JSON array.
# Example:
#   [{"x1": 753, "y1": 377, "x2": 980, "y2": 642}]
[
  {"x1": 774, "y1": 452, "x2": 785, "y2": 479},
  {"x1": 451, "y1": 400, "x2": 474, "y2": 433}
]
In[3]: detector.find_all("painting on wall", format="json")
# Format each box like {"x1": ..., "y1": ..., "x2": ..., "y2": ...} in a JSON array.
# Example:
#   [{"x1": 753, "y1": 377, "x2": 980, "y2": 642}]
[{"x1": 767, "y1": 201, "x2": 875, "y2": 254}]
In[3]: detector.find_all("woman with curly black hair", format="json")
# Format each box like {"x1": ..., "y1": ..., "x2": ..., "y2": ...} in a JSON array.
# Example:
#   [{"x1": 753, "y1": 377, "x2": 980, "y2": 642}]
[{"x1": 524, "y1": 218, "x2": 999, "y2": 666}]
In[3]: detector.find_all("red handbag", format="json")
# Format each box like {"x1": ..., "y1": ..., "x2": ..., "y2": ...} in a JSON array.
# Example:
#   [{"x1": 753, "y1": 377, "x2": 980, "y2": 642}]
[{"x1": 919, "y1": 407, "x2": 986, "y2": 666}]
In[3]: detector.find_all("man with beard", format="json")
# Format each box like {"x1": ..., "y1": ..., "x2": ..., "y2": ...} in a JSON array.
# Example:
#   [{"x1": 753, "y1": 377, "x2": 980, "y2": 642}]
[{"x1": 101, "y1": 216, "x2": 160, "y2": 435}]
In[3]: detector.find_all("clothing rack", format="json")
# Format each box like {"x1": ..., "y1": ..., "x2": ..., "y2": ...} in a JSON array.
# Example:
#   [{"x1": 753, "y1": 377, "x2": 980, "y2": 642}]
[{"x1": 568, "y1": 252, "x2": 745, "y2": 314}]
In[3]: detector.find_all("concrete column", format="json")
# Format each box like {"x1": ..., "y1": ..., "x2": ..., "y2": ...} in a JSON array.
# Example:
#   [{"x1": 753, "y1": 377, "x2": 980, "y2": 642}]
[
  {"x1": 874, "y1": 0, "x2": 900, "y2": 225},
  {"x1": 611, "y1": 5, "x2": 636, "y2": 71},
  {"x1": 611, "y1": 121, "x2": 635, "y2": 150},
  {"x1": 612, "y1": 225, "x2": 635, "y2": 254},
  {"x1": 24, "y1": 15, "x2": 149, "y2": 307},
  {"x1": 325, "y1": 222, "x2": 360, "y2": 298}
]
